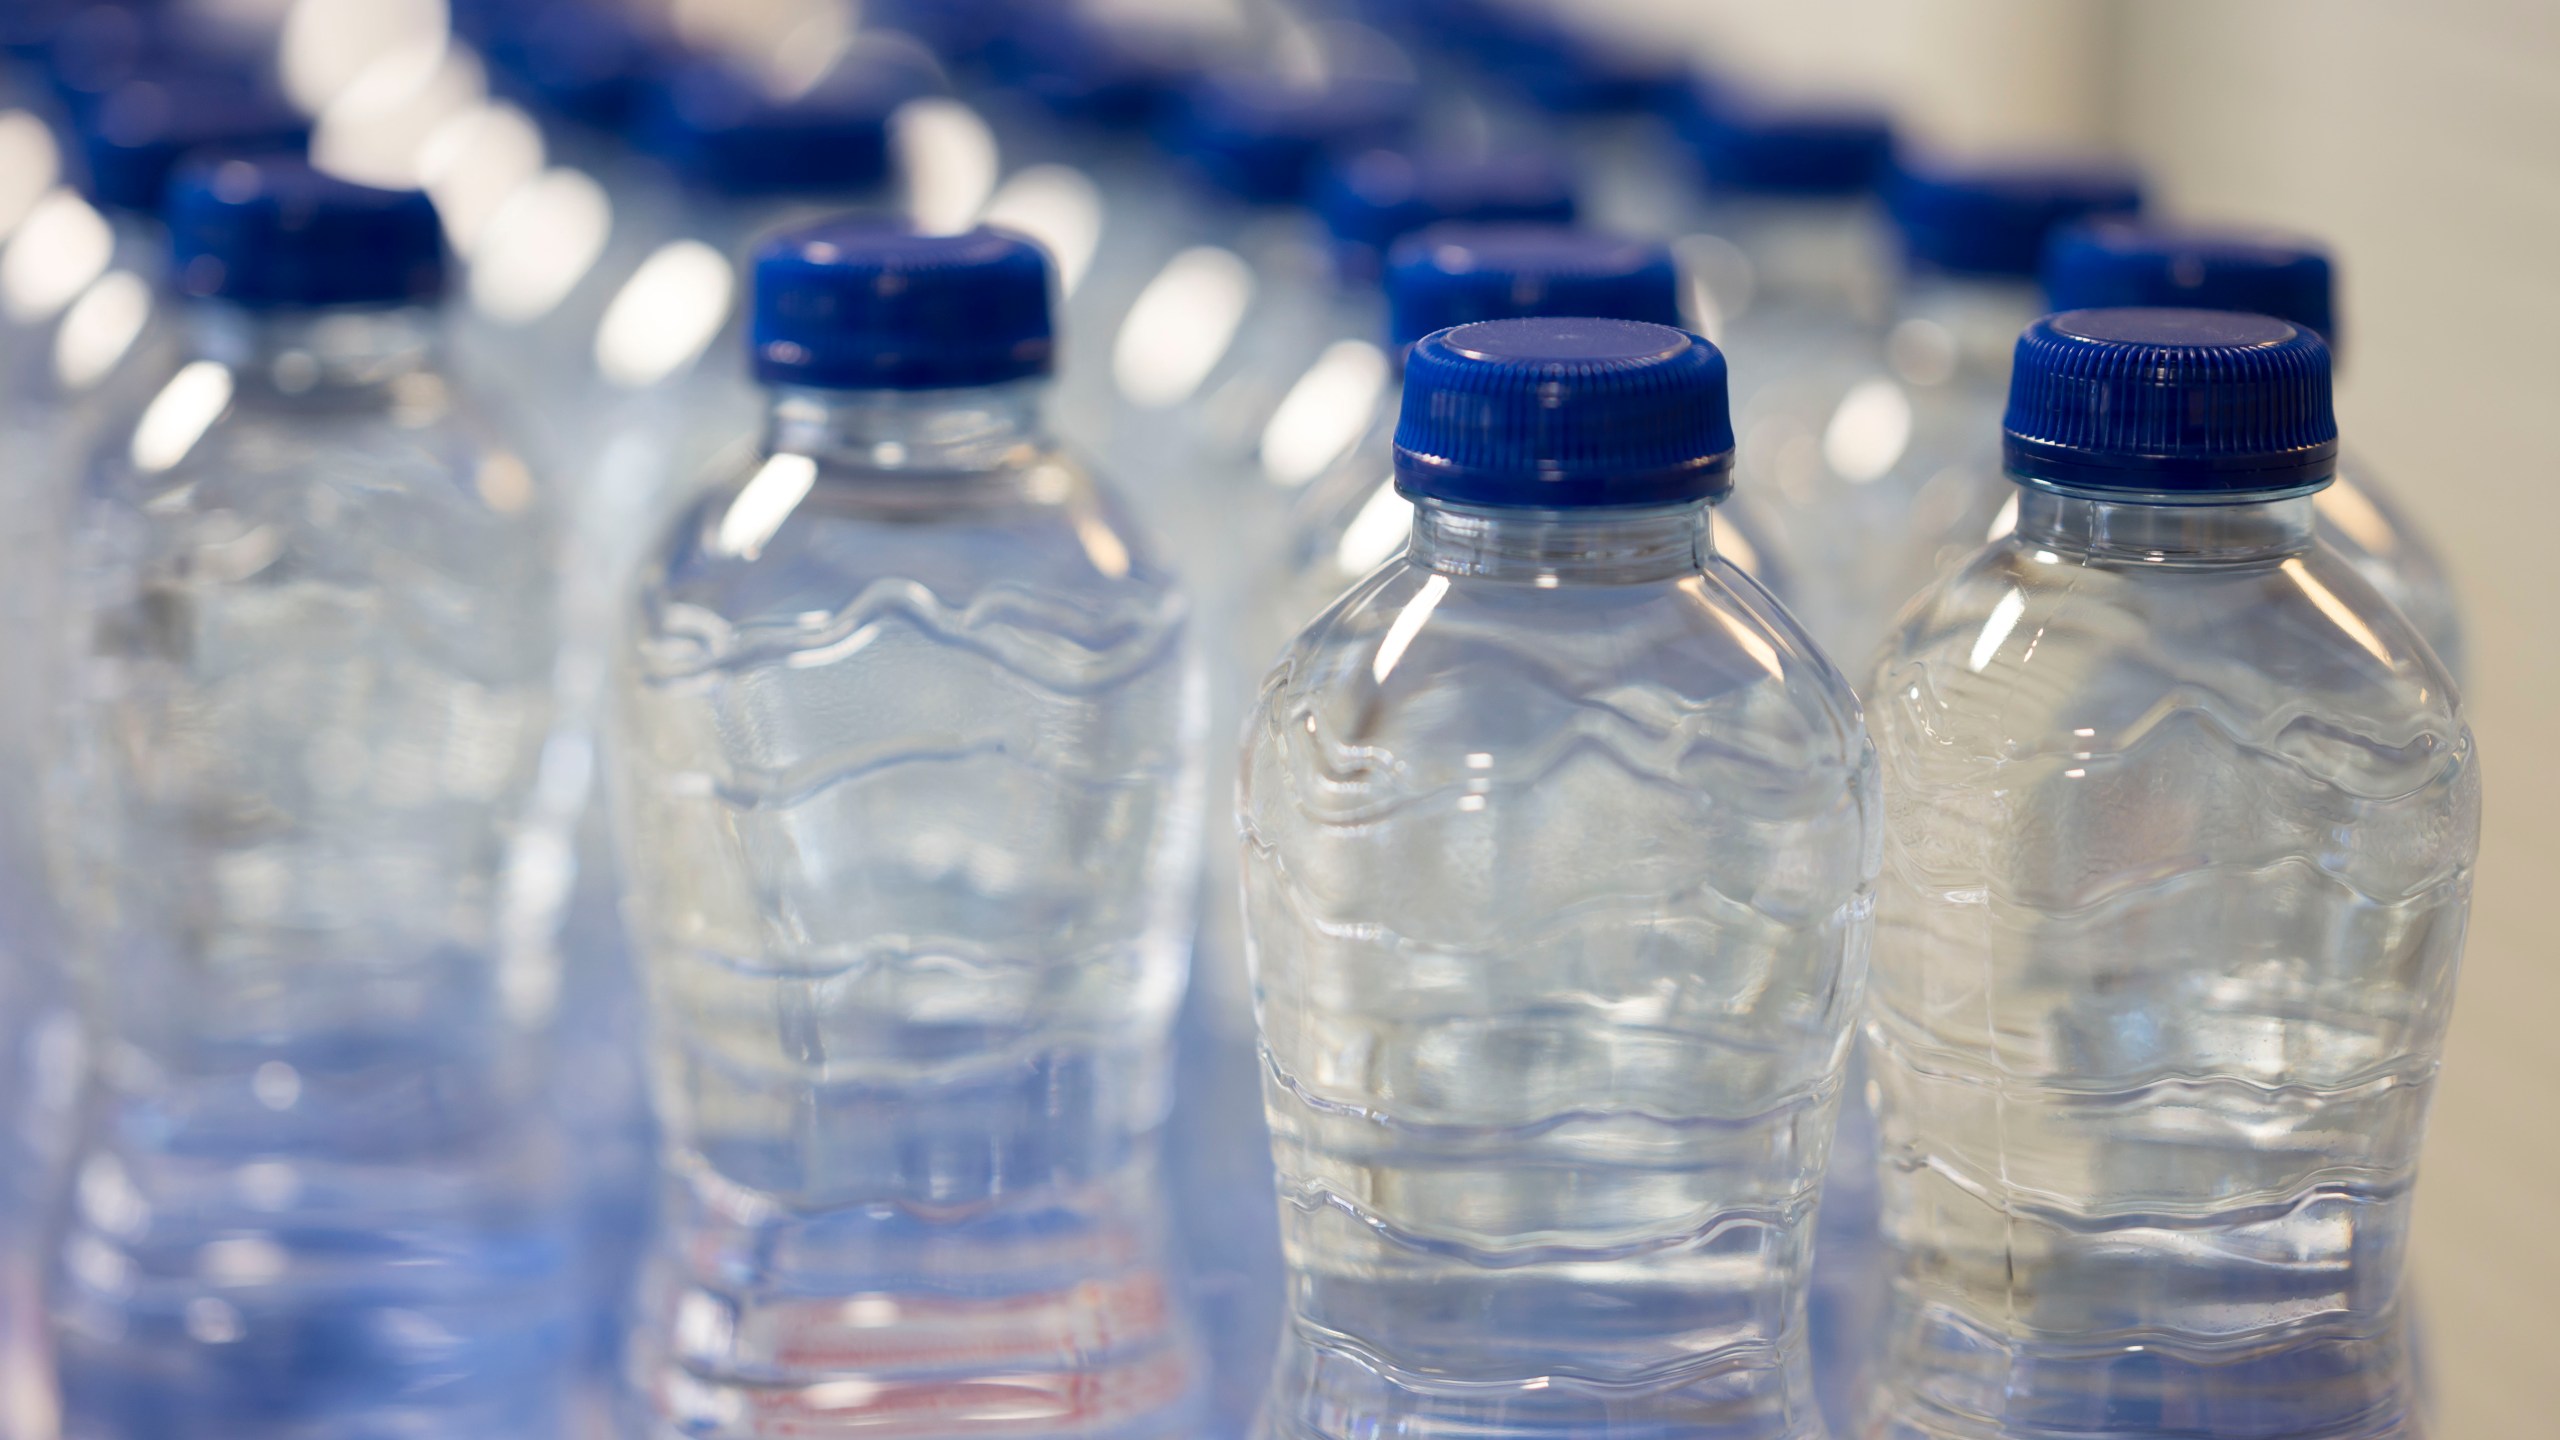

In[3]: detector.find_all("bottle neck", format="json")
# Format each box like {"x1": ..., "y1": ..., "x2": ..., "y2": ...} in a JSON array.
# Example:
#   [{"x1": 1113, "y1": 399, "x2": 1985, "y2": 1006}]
[
  {"x1": 1709, "y1": 192, "x2": 1885, "y2": 315},
  {"x1": 763, "y1": 378, "x2": 1050, "y2": 475},
  {"x1": 2012, "y1": 484, "x2": 2320, "y2": 566},
  {"x1": 1893, "y1": 269, "x2": 2044, "y2": 383},
  {"x1": 1407, "y1": 496, "x2": 1717, "y2": 583},
  {"x1": 184, "y1": 300, "x2": 442, "y2": 399}
]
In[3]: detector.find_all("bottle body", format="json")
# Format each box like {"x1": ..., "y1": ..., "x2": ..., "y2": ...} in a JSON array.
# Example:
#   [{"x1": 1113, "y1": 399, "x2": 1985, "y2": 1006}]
[
  {"x1": 1241, "y1": 500, "x2": 1878, "y2": 1439},
  {"x1": 1866, "y1": 488, "x2": 2475, "y2": 1440},
  {"x1": 612, "y1": 383, "x2": 1204, "y2": 1438},
  {"x1": 51, "y1": 305, "x2": 578, "y2": 1436}
]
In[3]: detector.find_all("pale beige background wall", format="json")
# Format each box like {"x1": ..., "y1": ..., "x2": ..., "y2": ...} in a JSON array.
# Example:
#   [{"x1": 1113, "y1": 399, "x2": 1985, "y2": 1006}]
[{"x1": 1589, "y1": 2, "x2": 2559, "y2": 1435}]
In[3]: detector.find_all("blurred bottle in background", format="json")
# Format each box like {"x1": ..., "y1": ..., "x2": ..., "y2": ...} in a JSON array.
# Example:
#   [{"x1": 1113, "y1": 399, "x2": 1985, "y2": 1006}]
[
  {"x1": 611, "y1": 223, "x2": 1204, "y2": 1439},
  {"x1": 1241, "y1": 316, "x2": 1876, "y2": 1439},
  {"x1": 2040, "y1": 219, "x2": 2466, "y2": 682},
  {"x1": 0, "y1": 65, "x2": 307, "y2": 1433},
  {"x1": 1670, "y1": 88, "x2": 1897, "y2": 397},
  {"x1": 50, "y1": 156, "x2": 577, "y2": 1438},
  {"x1": 1725, "y1": 153, "x2": 2142, "y2": 673},
  {"x1": 1867, "y1": 309, "x2": 2473, "y2": 1440}
]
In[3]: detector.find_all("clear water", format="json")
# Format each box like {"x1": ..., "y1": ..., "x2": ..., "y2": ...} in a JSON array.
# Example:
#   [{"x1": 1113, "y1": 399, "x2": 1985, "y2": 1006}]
[
  {"x1": 1865, "y1": 487, "x2": 2477, "y2": 1440},
  {"x1": 611, "y1": 381, "x2": 1205, "y2": 1437},
  {"x1": 1240, "y1": 499, "x2": 1879, "y2": 1439},
  {"x1": 52, "y1": 304, "x2": 579, "y2": 1435}
]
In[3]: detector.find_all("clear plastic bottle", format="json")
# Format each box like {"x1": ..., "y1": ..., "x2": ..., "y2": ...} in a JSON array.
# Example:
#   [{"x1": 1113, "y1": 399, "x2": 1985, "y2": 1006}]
[
  {"x1": 0, "y1": 74, "x2": 307, "y2": 1435},
  {"x1": 1241, "y1": 317, "x2": 1878, "y2": 1439},
  {"x1": 1725, "y1": 156, "x2": 2143, "y2": 673},
  {"x1": 51, "y1": 157, "x2": 577, "y2": 1437},
  {"x1": 611, "y1": 223, "x2": 1204, "y2": 1439},
  {"x1": 2039, "y1": 220, "x2": 2465, "y2": 682},
  {"x1": 1866, "y1": 309, "x2": 2476, "y2": 1440}
]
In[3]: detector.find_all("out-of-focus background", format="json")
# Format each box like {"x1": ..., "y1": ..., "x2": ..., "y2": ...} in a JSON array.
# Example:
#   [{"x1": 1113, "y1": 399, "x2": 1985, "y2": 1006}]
[{"x1": 1584, "y1": 3, "x2": 2557, "y2": 1435}]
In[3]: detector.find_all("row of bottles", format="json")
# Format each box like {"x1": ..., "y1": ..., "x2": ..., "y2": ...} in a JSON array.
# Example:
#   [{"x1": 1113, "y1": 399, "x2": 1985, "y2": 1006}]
[{"x1": 0, "y1": 0, "x2": 2475, "y2": 1437}]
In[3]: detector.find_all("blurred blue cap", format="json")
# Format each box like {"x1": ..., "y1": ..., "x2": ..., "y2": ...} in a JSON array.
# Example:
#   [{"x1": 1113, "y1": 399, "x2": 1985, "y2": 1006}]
[
  {"x1": 2042, "y1": 219, "x2": 2337, "y2": 350},
  {"x1": 1315, "y1": 147, "x2": 1576, "y2": 279},
  {"x1": 2004, "y1": 308, "x2": 2336, "y2": 497},
  {"x1": 1396, "y1": 317, "x2": 1734, "y2": 507},
  {"x1": 1159, "y1": 49, "x2": 1419, "y2": 204},
  {"x1": 1685, "y1": 89, "x2": 1894, "y2": 197},
  {"x1": 752, "y1": 220, "x2": 1054, "y2": 390},
  {"x1": 479, "y1": 1, "x2": 682, "y2": 132},
  {"x1": 1889, "y1": 155, "x2": 2143, "y2": 278},
  {"x1": 80, "y1": 74, "x2": 307, "y2": 215},
  {"x1": 636, "y1": 58, "x2": 921, "y2": 196},
  {"x1": 984, "y1": 9, "x2": 1216, "y2": 128},
  {"x1": 1386, "y1": 224, "x2": 1680, "y2": 348},
  {"x1": 167, "y1": 155, "x2": 446, "y2": 308}
]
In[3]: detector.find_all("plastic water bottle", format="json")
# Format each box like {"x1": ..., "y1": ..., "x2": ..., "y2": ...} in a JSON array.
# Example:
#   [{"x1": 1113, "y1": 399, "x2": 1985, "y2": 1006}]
[
  {"x1": 1866, "y1": 309, "x2": 2475, "y2": 1440},
  {"x1": 1240, "y1": 316, "x2": 1878, "y2": 1438},
  {"x1": 611, "y1": 222, "x2": 1204, "y2": 1438},
  {"x1": 2040, "y1": 220, "x2": 2465, "y2": 681},
  {"x1": 50, "y1": 156, "x2": 577, "y2": 1437},
  {"x1": 1726, "y1": 156, "x2": 2142, "y2": 671}
]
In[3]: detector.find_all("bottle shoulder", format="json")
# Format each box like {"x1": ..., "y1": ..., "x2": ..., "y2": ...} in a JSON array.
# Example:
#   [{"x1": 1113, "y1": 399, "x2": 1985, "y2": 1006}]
[
  {"x1": 1253, "y1": 554, "x2": 1874, "y2": 807},
  {"x1": 635, "y1": 439, "x2": 1188, "y2": 688},
  {"x1": 1875, "y1": 533, "x2": 2474, "y2": 815}
]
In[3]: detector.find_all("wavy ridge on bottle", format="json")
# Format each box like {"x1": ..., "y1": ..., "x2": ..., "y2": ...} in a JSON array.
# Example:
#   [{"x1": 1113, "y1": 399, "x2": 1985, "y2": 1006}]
[
  {"x1": 641, "y1": 574, "x2": 1188, "y2": 692},
  {"x1": 1242, "y1": 822, "x2": 1868, "y2": 973},
  {"x1": 1263, "y1": 1047, "x2": 1845, "y2": 1143}
]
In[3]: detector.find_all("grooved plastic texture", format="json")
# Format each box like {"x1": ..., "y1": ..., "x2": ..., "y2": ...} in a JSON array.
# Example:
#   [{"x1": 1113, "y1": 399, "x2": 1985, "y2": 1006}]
[
  {"x1": 752, "y1": 222, "x2": 1056, "y2": 391},
  {"x1": 1394, "y1": 318, "x2": 1734, "y2": 508},
  {"x1": 2004, "y1": 307, "x2": 2338, "y2": 495},
  {"x1": 1386, "y1": 225, "x2": 1682, "y2": 348}
]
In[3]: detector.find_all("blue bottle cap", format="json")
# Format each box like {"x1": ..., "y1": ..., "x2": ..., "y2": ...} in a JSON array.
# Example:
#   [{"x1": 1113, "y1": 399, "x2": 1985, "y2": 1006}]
[
  {"x1": 2004, "y1": 308, "x2": 2337, "y2": 498},
  {"x1": 1315, "y1": 147, "x2": 1576, "y2": 279},
  {"x1": 166, "y1": 156, "x2": 445, "y2": 308},
  {"x1": 985, "y1": 10, "x2": 1212, "y2": 128},
  {"x1": 636, "y1": 59, "x2": 917, "y2": 197},
  {"x1": 1386, "y1": 225, "x2": 1680, "y2": 348},
  {"x1": 479, "y1": 2, "x2": 681, "y2": 133},
  {"x1": 2042, "y1": 220, "x2": 2337, "y2": 350},
  {"x1": 752, "y1": 220, "x2": 1054, "y2": 391},
  {"x1": 1395, "y1": 317, "x2": 1734, "y2": 508},
  {"x1": 1159, "y1": 63, "x2": 1418, "y2": 204},
  {"x1": 1685, "y1": 89, "x2": 1895, "y2": 197},
  {"x1": 80, "y1": 75, "x2": 308, "y2": 215},
  {"x1": 1889, "y1": 155, "x2": 2143, "y2": 278}
]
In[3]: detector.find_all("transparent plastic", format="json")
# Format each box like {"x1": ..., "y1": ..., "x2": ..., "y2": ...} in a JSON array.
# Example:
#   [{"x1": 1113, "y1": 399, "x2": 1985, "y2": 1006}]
[
  {"x1": 1240, "y1": 497, "x2": 1880, "y2": 1439},
  {"x1": 51, "y1": 303, "x2": 578, "y2": 1435},
  {"x1": 1865, "y1": 485, "x2": 2478, "y2": 1440},
  {"x1": 2312, "y1": 463, "x2": 2465, "y2": 683},
  {"x1": 1259, "y1": 409, "x2": 1800, "y2": 688},
  {"x1": 1722, "y1": 273, "x2": 2030, "y2": 676},
  {"x1": 611, "y1": 380, "x2": 1205, "y2": 1438}
]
